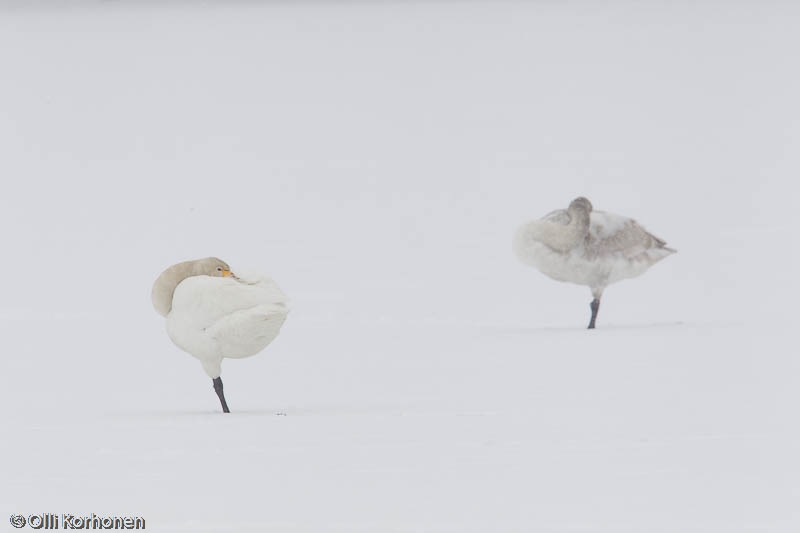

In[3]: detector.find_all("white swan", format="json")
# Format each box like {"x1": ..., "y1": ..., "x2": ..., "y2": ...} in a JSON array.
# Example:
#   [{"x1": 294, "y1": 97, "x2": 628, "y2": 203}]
[
  {"x1": 151, "y1": 257, "x2": 289, "y2": 412},
  {"x1": 513, "y1": 197, "x2": 675, "y2": 328}
]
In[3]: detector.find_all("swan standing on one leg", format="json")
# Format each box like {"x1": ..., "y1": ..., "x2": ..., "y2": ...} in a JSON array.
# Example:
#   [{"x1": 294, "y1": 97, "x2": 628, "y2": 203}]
[
  {"x1": 151, "y1": 257, "x2": 289, "y2": 413},
  {"x1": 513, "y1": 197, "x2": 675, "y2": 329}
]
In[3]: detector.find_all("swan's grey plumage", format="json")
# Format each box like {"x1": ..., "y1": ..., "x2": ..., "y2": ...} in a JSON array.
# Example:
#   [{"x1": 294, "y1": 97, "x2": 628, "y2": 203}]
[
  {"x1": 514, "y1": 197, "x2": 675, "y2": 328},
  {"x1": 151, "y1": 257, "x2": 231, "y2": 317},
  {"x1": 151, "y1": 257, "x2": 289, "y2": 413}
]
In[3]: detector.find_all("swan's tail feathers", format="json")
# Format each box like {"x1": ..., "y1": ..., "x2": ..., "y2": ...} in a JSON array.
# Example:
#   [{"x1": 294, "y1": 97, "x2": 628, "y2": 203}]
[
  {"x1": 644, "y1": 243, "x2": 677, "y2": 265},
  {"x1": 648, "y1": 231, "x2": 677, "y2": 256}
]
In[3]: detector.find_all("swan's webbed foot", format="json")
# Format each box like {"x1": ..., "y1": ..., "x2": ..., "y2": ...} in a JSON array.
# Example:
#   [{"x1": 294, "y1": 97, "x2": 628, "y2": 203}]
[
  {"x1": 588, "y1": 298, "x2": 600, "y2": 329},
  {"x1": 212, "y1": 377, "x2": 230, "y2": 413}
]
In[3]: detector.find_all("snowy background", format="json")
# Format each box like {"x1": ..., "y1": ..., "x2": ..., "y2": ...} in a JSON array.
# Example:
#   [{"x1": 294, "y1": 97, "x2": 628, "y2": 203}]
[{"x1": 1, "y1": 1, "x2": 798, "y2": 531}]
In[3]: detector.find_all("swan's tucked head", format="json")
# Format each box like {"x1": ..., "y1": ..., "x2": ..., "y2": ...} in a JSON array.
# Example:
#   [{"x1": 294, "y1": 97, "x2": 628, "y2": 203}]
[
  {"x1": 152, "y1": 257, "x2": 235, "y2": 317},
  {"x1": 192, "y1": 257, "x2": 234, "y2": 278},
  {"x1": 568, "y1": 197, "x2": 593, "y2": 213}
]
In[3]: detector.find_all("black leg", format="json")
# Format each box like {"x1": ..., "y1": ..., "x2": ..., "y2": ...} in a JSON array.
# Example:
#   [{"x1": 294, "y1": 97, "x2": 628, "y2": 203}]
[
  {"x1": 212, "y1": 377, "x2": 230, "y2": 413},
  {"x1": 588, "y1": 298, "x2": 600, "y2": 329}
]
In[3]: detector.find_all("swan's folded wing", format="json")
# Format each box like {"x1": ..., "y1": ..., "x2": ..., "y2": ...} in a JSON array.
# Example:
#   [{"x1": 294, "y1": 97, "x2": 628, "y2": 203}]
[
  {"x1": 588, "y1": 212, "x2": 674, "y2": 259},
  {"x1": 171, "y1": 275, "x2": 290, "y2": 329},
  {"x1": 206, "y1": 303, "x2": 288, "y2": 358}
]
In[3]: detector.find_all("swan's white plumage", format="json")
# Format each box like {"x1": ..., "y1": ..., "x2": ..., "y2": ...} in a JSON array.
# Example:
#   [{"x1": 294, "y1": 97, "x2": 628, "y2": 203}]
[
  {"x1": 158, "y1": 268, "x2": 289, "y2": 379},
  {"x1": 514, "y1": 204, "x2": 675, "y2": 298}
]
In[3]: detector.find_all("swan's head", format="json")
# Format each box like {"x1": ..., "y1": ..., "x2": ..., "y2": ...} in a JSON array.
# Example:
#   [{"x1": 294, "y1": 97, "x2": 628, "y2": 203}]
[
  {"x1": 193, "y1": 257, "x2": 235, "y2": 278},
  {"x1": 568, "y1": 197, "x2": 593, "y2": 213}
]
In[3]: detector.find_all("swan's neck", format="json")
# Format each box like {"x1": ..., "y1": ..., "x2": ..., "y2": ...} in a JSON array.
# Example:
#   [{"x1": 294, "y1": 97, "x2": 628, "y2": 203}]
[
  {"x1": 151, "y1": 261, "x2": 196, "y2": 317},
  {"x1": 529, "y1": 208, "x2": 590, "y2": 252}
]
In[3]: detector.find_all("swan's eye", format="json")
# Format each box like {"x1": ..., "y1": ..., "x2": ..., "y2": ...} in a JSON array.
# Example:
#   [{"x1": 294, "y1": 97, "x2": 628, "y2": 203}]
[{"x1": 216, "y1": 267, "x2": 222, "y2": 272}]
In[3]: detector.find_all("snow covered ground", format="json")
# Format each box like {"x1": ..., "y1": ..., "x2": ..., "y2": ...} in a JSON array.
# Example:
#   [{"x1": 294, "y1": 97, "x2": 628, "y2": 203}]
[{"x1": 1, "y1": 1, "x2": 798, "y2": 531}]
